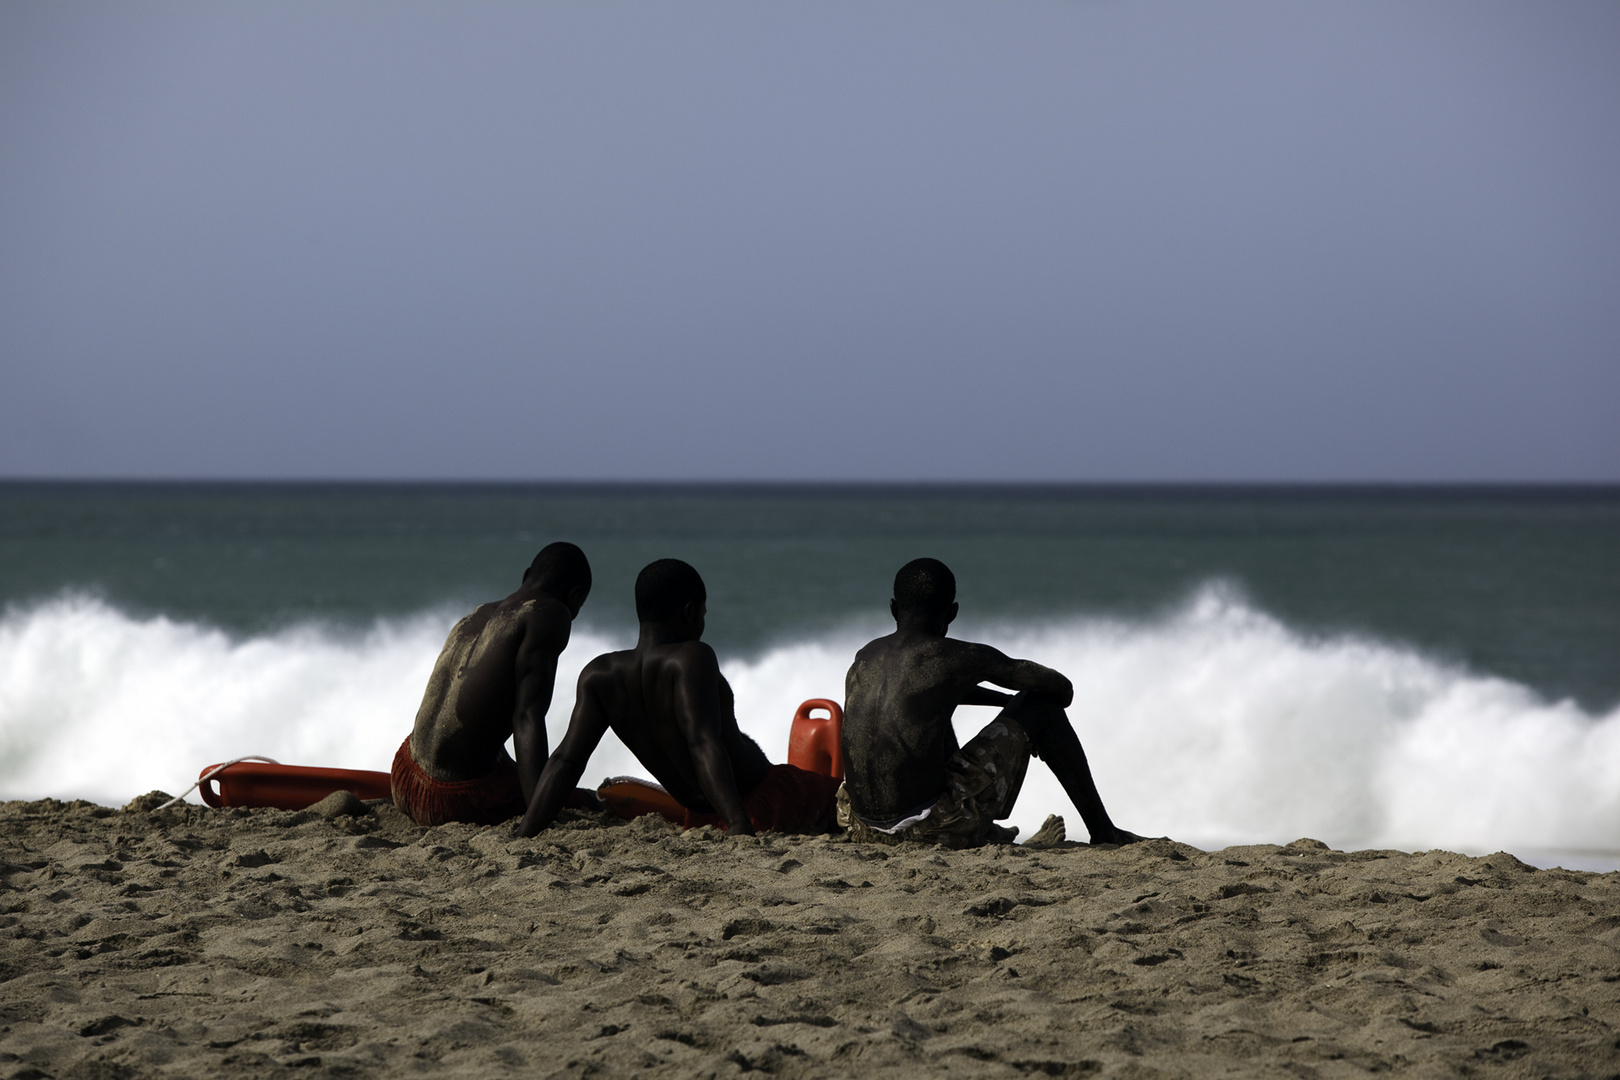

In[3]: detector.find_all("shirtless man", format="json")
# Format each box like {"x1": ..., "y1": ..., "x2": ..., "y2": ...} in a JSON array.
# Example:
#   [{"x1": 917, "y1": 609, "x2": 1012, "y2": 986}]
[
  {"x1": 840, "y1": 557, "x2": 1138, "y2": 848},
  {"x1": 518, "y1": 558, "x2": 839, "y2": 837},
  {"x1": 391, "y1": 542, "x2": 594, "y2": 826}
]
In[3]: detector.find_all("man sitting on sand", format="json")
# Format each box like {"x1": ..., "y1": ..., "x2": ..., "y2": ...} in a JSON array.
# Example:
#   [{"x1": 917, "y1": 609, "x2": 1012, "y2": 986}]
[
  {"x1": 518, "y1": 559, "x2": 840, "y2": 837},
  {"x1": 839, "y1": 557, "x2": 1139, "y2": 848},
  {"x1": 392, "y1": 542, "x2": 595, "y2": 826}
]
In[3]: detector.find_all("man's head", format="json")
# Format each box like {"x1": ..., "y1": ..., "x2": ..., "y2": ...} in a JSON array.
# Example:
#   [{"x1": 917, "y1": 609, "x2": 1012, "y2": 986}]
[
  {"x1": 891, "y1": 557, "x2": 958, "y2": 632},
  {"x1": 635, "y1": 558, "x2": 707, "y2": 635},
  {"x1": 523, "y1": 542, "x2": 593, "y2": 616}
]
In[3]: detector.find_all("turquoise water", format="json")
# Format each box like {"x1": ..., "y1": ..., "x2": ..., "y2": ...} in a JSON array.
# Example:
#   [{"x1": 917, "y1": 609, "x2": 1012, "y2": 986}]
[{"x1": 2, "y1": 483, "x2": 1616, "y2": 708}]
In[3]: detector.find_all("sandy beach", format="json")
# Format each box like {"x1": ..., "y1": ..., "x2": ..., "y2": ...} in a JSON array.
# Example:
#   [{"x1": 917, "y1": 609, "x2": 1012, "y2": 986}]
[{"x1": 2, "y1": 795, "x2": 1617, "y2": 1079}]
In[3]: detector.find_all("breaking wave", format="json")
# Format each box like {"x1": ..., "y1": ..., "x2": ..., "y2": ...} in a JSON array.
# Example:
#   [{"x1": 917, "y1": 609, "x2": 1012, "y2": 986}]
[{"x1": 2, "y1": 589, "x2": 1616, "y2": 861}]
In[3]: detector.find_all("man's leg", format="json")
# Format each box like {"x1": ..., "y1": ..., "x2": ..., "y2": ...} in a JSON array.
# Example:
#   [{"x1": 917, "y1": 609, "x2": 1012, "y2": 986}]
[
  {"x1": 953, "y1": 717, "x2": 1033, "y2": 821},
  {"x1": 1005, "y1": 695, "x2": 1136, "y2": 845},
  {"x1": 921, "y1": 716, "x2": 1034, "y2": 845},
  {"x1": 740, "y1": 764, "x2": 841, "y2": 834}
]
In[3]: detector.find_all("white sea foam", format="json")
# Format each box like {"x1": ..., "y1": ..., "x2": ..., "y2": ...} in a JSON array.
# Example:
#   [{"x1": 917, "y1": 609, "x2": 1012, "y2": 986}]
[{"x1": 2, "y1": 589, "x2": 1616, "y2": 862}]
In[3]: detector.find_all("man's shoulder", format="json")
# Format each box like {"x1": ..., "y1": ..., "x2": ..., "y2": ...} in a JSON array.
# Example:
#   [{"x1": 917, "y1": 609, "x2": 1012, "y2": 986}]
[
  {"x1": 850, "y1": 632, "x2": 988, "y2": 670},
  {"x1": 940, "y1": 635, "x2": 1004, "y2": 659},
  {"x1": 469, "y1": 594, "x2": 535, "y2": 638},
  {"x1": 500, "y1": 588, "x2": 570, "y2": 623},
  {"x1": 447, "y1": 602, "x2": 497, "y2": 637},
  {"x1": 570, "y1": 650, "x2": 631, "y2": 704},
  {"x1": 581, "y1": 647, "x2": 635, "y2": 676},
  {"x1": 520, "y1": 593, "x2": 576, "y2": 642},
  {"x1": 622, "y1": 636, "x2": 711, "y2": 660},
  {"x1": 888, "y1": 637, "x2": 1009, "y2": 693},
  {"x1": 658, "y1": 639, "x2": 720, "y2": 677},
  {"x1": 852, "y1": 632, "x2": 902, "y2": 663}
]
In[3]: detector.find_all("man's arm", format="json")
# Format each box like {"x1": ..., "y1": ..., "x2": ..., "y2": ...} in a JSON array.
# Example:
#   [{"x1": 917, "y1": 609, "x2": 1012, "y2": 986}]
[
  {"x1": 671, "y1": 645, "x2": 755, "y2": 836},
  {"x1": 511, "y1": 608, "x2": 570, "y2": 803},
  {"x1": 967, "y1": 644, "x2": 1074, "y2": 707},
  {"x1": 516, "y1": 665, "x2": 609, "y2": 837}
]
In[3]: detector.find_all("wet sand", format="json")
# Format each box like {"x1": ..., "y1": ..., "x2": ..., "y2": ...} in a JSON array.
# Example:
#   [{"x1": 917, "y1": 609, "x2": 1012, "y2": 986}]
[{"x1": 2, "y1": 795, "x2": 1617, "y2": 1079}]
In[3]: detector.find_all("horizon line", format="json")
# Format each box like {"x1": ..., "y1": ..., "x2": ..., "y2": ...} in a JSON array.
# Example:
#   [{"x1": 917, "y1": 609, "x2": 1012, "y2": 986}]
[{"x1": 2, "y1": 477, "x2": 1618, "y2": 494}]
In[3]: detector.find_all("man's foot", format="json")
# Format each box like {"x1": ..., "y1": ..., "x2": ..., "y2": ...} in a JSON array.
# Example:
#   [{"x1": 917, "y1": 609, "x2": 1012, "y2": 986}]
[
  {"x1": 984, "y1": 822, "x2": 1020, "y2": 844},
  {"x1": 1024, "y1": 814, "x2": 1066, "y2": 848},
  {"x1": 1089, "y1": 826, "x2": 1143, "y2": 846}
]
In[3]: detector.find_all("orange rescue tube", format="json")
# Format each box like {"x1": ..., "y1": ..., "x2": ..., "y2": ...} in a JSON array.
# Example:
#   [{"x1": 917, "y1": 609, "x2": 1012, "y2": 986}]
[
  {"x1": 198, "y1": 761, "x2": 393, "y2": 810},
  {"x1": 786, "y1": 698, "x2": 843, "y2": 780},
  {"x1": 597, "y1": 777, "x2": 722, "y2": 829}
]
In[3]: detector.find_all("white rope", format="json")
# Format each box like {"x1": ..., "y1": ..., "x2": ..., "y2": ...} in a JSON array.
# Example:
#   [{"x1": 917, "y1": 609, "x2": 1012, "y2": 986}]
[{"x1": 153, "y1": 756, "x2": 282, "y2": 810}]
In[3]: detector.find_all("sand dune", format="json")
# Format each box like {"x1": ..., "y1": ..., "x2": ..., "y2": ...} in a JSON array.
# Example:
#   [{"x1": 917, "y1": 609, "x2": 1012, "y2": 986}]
[{"x1": 2, "y1": 796, "x2": 1617, "y2": 1078}]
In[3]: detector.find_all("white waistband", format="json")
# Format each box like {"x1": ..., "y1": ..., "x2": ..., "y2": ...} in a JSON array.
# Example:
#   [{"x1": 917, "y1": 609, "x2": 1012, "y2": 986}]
[{"x1": 859, "y1": 798, "x2": 940, "y2": 834}]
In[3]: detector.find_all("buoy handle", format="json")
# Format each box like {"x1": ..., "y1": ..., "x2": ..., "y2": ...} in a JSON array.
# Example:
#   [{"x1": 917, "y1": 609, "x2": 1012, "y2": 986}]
[
  {"x1": 156, "y1": 756, "x2": 283, "y2": 811},
  {"x1": 787, "y1": 698, "x2": 844, "y2": 780}
]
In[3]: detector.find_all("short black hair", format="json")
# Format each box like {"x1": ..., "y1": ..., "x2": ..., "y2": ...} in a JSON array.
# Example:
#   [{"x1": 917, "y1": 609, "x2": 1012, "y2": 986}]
[
  {"x1": 635, "y1": 559, "x2": 706, "y2": 623},
  {"x1": 524, "y1": 542, "x2": 592, "y2": 599},
  {"x1": 893, "y1": 557, "x2": 956, "y2": 613}
]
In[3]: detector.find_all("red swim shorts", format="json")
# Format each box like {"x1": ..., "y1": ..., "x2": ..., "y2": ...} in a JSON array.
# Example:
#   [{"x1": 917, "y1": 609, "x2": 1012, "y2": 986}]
[
  {"x1": 650, "y1": 763, "x2": 840, "y2": 834},
  {"x1": 390, "y1": 737, "x2": 598, "y2": 827},
  {"x1": 390, "y1": 737, "x2": 528, "y2": 826},
  {"x1": 740, "y1": 763, "x2": 843, "y2": 834}
]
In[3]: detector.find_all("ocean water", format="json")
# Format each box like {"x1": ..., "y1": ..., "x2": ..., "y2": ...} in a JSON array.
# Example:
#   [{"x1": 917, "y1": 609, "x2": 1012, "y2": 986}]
[{"x1": 2, "y1": 483, "x2": 1616, "y2": 867}]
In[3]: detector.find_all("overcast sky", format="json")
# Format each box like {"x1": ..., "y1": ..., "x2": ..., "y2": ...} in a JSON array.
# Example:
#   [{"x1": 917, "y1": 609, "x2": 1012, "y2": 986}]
[{"x1": 2, "y1": 2, "x2": 1616, "y2": 482}]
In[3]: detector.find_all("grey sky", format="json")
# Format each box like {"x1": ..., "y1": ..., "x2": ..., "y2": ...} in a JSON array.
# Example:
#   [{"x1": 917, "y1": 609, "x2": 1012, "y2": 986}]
[{"x1": 2, "y1": 2, "x2": 1616, "y2": 482}]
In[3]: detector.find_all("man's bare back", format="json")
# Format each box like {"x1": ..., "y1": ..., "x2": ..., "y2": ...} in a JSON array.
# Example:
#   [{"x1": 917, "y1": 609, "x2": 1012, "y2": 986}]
[
  {"x1": 841, "y1": 558, "x2": 1137, "y2": 846},
  {"x1": 843, "y1": 633, "x2": 1069, "y2": 822},
  {"x1": 411, "y1": 592, "x2": 574, "y2": 782},
  {"x1": 544, "y1": 641, "x2": 770, "y2": 817},
  {"x1": 392, "y1": 543, "x2": 592, "y2": 827},
  {"x1": 520, "y1": 559, "x2": 837, "y2": 838}
]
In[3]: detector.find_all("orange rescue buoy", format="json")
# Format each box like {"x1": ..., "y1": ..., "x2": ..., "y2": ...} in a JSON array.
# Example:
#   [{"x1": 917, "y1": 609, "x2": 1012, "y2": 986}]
[
  {"x1": 597, "y1": 776, "x2": 723, "y2": 829},
  {"x1": 785, "y1": 698, "x2": 843, "y2": 780},
  {"x1": 198, "y1": 761, "x2": 393, "y2": 810}
]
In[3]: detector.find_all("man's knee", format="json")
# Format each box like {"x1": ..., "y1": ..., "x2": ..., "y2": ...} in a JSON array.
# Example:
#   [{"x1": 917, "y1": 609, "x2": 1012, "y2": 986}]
[{"x1": 1000, "y1": 693, "x2": 1067, "y2": 744}]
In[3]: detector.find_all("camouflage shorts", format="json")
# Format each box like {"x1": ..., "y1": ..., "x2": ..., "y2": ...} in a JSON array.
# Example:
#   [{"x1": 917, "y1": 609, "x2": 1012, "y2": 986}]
[{"x1": 838, "y1": 718, "x2": 1033, "y2": 848}]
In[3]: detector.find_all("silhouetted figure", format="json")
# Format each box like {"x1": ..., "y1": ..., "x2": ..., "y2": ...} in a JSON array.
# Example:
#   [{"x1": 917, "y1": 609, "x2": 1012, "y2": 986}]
[
  {"x1": 519, "y1": 559, "x2": 839, "y2": 837},
  {"x1": 840, "y1": 558, "x2": 1138, "y2": 848},
  {"x1": 392, "y1": 542, "x2": 595, "y2": 826}
]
